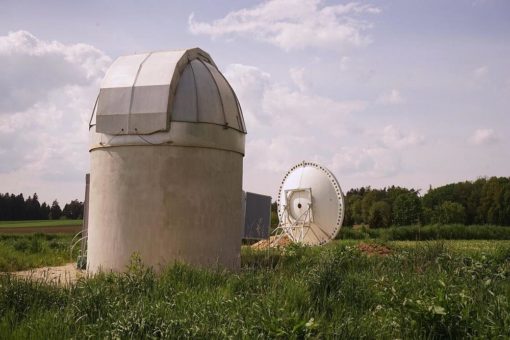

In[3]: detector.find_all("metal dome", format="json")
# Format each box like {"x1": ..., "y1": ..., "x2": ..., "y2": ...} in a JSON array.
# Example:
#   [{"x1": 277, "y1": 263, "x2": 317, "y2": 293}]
[
  {"x1": 172, "y1": 59, "x2": 245, "y2": 132},
  {"x1": 89, "y1": 48, "x2": 246, "y2": 155}
]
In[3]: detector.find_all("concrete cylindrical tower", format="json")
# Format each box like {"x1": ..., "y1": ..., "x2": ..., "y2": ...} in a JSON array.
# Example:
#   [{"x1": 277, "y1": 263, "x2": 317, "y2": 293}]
[{"x1": 87, "y1": 48, "x2": 246, "y2": 273}]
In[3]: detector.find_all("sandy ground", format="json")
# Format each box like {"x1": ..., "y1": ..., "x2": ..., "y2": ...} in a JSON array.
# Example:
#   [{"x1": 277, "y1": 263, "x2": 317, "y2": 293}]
[
  {"x1": 0, "y1": 226, "x2": 81, "y2": 234},
  {"x1": 251, "y1": 234, "x2": 292, "y2": 249},
  {"x1": 10, "y1": 263, "x2": 86, "y2": 285}
]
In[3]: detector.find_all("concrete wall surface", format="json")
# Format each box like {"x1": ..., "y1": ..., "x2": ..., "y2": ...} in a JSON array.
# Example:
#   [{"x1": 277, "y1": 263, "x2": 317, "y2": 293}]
[{"x1": 87, "y1": 145, "x2": 243, "y2": 273}]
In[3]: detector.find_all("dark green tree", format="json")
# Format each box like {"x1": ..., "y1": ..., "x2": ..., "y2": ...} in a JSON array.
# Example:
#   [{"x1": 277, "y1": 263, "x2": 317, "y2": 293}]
[
  {"x1": 62, "y1": 199, "x2": 84, "y2": 219},
  {"x1": 25, "y1": 193, "x2": 41, "y2": 220},
  {"x1": 271, "y1": 201, "x2": 279, "y2": 231},
  {"x1": 433, "y1": 201, "x2": 466, "y2": 224},
  {"x1": 40, "y1": 202, "x2": 50, "y2": 220},
  {"x1": 393, "y1": 192, "x2": 422, "y2": 226},
  {"x1": 368, "y1": 201, "x2": 391, "y2": 228},
  {"x1": 361, "y1": 190, "x2": 379, "y2": 223},
  {"x1": 50, "y1": 200, "x2": 62, "y2": 220},
  {"x1": 344, "y1": 193, "x2": 363, "y2": 226}
]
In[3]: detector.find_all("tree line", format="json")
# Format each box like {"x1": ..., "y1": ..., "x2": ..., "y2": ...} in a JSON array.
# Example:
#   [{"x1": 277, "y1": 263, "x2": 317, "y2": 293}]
[
  {"x1": 0, "y1": 193, "x2": 84, "y2": 221},
  {"x1": 344, "y1": 176, "x2": 510, "y2": 228}
]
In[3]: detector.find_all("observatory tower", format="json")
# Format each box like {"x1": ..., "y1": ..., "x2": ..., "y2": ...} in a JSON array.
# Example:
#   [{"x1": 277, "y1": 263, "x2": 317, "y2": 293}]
[{"x1": 87, "y1": 48, "x2": 246, "y2": 272}]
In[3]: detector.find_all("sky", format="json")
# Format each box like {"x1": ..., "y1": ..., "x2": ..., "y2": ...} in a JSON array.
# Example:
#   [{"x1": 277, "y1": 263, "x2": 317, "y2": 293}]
[{"x1": 0, "y1": 0, "x2": 509, "y2": 204}]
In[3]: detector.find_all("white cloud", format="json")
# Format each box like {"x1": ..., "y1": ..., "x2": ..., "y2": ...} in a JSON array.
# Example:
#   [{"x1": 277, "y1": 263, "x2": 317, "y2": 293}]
[
  {"x1": 189, "y1": 0, "x2": 380, "y2": 51},
  {"x1": 263, "y1": 84, "x2": 366, "y2": 133},
  {"x1": 327, "y1": 125, "x2": 423, "y2": 178},
  {"x1": 339, "y1": 56, "x2": 350, "y2": 71},
  {"x1": 223, "y1": 64, "x2": 272, "y2": 128},
  {"x1": 225, "y1": 62, "x2": 375, "y2": 196},
  {"x1": 379, "y1": 125, "x2": 424, "y2": 149},
  {"x1": 470, "y1": 128, "x2": 499, "y2": 145},
  {"x1": 331, "y1": 146, "x2": 401, "y2": 178},
  {"x1": 225, "y1": 63, "x2": 365, "y2": 132},
  {"x1": 0, "y1": 30, "x2": 110, "y2": 201},
  {"x1": 0, "y1": 30, "x2": 110, "y2": 113},
  {"x1": 246, "y1": 135, "x2": 317, "y2": 173},
  {"x1": 377, "y1": 89, "x2": 404, "y2": 105},
  {"x1": 289, "y1": 67, "x2": 307, "y2": 92},
  {"x1": 473, "y1": 65, "x2": 488, "y2": 78}
]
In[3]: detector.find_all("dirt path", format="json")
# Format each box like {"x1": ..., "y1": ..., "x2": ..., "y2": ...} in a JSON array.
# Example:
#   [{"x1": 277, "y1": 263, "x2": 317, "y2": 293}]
[
  {"x1": 10, "y1": 263, "x2": 85, "y2": 285},
  {"x1": 0, "y1": 226, "x2": 81, "y2": 234}
]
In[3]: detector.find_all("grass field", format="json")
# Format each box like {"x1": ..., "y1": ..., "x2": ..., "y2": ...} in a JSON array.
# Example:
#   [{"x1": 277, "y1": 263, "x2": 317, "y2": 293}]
[
  {"x1": 0, "y1": 234, "x2": 76, "y2": 272},
  {"x1": 0, "y1": 236, "x2": 509, "y2": 338},
  {"x1": 0, "y1": 220, "x2": 82, "y2": 228},
  {"x1": 391, "y1": 239, "x2": 510, "y2": 256},
  {"x1": 340, "y1": 224, "x2": 510, "y2": 240}
]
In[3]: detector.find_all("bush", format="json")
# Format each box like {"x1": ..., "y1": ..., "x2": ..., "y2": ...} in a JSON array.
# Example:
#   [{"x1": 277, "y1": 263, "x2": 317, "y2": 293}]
[
  {"x1": 368, "y1": 201, "x2": 391, "y2": 228},
  {"x1": 339, "y1": 224, "x2": 510, "y2": 241},
  {"x1": 433, "y1": 201, "x2": 466, "y2": 224},
  {"x1": 337, "y1": 227, "x2": 369, "y2": 240},
  {"x1": 393, "y1": 192, "x2": 422, "y2": 226},
  {"x1": 0, "y1": 234, "x2": 75, "y2": 271}
]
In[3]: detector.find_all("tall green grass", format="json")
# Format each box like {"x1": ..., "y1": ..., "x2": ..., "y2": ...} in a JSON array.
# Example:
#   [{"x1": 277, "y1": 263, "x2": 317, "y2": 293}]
[
  {"x1": 339, "y1": 224, "x2": 510, "y2": 241},
  {"x1": 0, "y1": 234, "x2": 75, "y2": 272},
  {"x1": 0, "y1": 241, "x2": 509, "y2": 338}
]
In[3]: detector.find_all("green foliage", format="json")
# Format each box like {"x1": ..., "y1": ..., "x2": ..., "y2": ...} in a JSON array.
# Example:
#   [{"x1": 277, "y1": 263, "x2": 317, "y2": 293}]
[
  {"x1": 433, "y1": 201, "x2": 466, "y2": 224},
  {"x1": 49, "y1": 200, "x2": 62, "y2": 220},
  {"x1": 0, "y1": 241, "x2": 509, "y2": 338},
  {"x1": 0, "y1": 192, "x2": 83, "y2": 221},
  {"x1": 270, "y1": 201, "x2": 279, "y2": 232},
  {"x1": 0, "y1": 234, "x2": 74, "y2": 271},
  {"x1": 344, "y1": 194, "x2": 363, "y2": 226},
  {"x1": 368, "y1": 201, "x2": 391, "y2": 228},
  {"x1": 361, "y1": 190, "x2": 380, "y2": 223},
  {"x1": 344, "y1": 186, "x2": 419, "y2": 227},
  {"x1": 393, "y1": 192, "x2": 422, "y2": 226},
  {"x1": 344, "y1": 177, "x2": 510, "y2": 227},
  {"x1": 340, "y1": 224, "x2": 510, "y2": 241},
  {"x1": 423, "y1": 177, "x2": 510, "y2": 226},
  {"x1": 62, "y1": 199, "x2": 84, "y2": 220}
]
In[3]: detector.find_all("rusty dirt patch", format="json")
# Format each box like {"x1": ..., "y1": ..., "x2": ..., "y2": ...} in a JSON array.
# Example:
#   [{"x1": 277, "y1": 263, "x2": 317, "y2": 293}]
[
  {"x1": 357, "y1": 242, "x2": 392, "y2": 256},
  {"x1": 251, "y1": 234, "x2": 292, "y2": 250}
]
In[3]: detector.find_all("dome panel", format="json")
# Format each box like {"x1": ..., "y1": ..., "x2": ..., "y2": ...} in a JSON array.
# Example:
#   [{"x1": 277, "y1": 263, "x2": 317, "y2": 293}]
[
  {"x1": 101, "y1": 53, "x2": 149, "y2": 88},
  {"x1": 95, "y1": 87, "x2": 131, "y2": 134},
  {"x1": 203, "y1": 62, "x2": 243, "y2": 131},
  {"x1": 134, "y1": 51, "x2": 183, "y2": 86},
  {"x1": 190, "y1": 60, "x2": 225, "y2": 126},
  {"x1": 130, "y1": 84, "x2": 170, "y2": 133},
  {"x1": 172, "y1": 63, "x2": 198, "y2": 122}
]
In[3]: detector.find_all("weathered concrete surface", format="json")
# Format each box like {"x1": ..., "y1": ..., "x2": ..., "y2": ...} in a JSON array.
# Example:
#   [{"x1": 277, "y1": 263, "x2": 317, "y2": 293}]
[{"x1": 87, "y1": 145, "x2": 243, "y2": 273}]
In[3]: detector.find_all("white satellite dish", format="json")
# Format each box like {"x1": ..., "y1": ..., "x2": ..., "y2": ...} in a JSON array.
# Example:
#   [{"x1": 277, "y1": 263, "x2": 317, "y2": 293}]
[{"x1": 274, "y1": 161, "x2": 345, "y2": 245}]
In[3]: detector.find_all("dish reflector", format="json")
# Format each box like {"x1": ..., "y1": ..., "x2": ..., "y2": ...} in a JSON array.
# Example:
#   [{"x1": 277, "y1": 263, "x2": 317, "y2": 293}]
[{"x1": 275, "y1": 161, "x2": 345, "y2": 245}]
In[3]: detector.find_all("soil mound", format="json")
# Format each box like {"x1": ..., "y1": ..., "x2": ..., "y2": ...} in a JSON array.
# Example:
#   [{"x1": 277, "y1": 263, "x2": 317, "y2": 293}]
[
  {"x1": 357, "y1": 242, "x2": 391, "y2": 256},
  {"x1": 251, "y1": 234, "x2": 292, "y2": 250}
]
